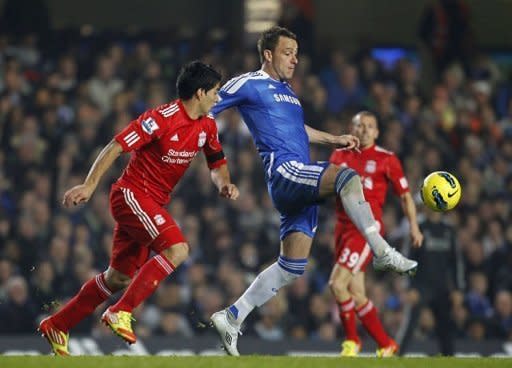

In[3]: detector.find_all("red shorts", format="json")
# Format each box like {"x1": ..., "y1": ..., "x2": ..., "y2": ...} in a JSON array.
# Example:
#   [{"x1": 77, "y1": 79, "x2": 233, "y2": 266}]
[
  {"x1": 109, "y1": 183, "x2": 185, "y2": 277},
  {"x1": 334, "y1": 219, "x2": 383, "y2": 274}
]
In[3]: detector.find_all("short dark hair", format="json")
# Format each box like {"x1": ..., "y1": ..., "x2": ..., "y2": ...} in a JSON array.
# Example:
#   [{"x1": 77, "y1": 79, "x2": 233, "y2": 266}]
[
  {"x1": 176, "y1": 61, "x2": 222, "y2": 100},
  {"x1": 257, "y1": 26, "x2": 297, "y2": 63}
]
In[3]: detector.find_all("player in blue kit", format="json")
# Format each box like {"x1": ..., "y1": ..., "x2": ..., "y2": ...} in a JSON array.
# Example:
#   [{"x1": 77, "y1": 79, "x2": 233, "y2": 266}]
[{"x1": 210, "y1": 26, "x2": 418, "y2": 355}]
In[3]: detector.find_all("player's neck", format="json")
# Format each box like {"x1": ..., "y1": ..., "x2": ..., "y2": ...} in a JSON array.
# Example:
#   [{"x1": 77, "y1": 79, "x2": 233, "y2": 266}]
[
  {"x1": 361, "y1": 143, "x2": 375, "y2": 150},
  {"x1": 261, "y1": 64, "x2": 282, "y2": 82},
  {"x1": 180, "y1": 99, "x2": 202, "y2": 120}
]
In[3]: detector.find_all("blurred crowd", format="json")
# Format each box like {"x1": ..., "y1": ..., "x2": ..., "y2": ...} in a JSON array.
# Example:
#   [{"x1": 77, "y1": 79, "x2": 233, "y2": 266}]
[{"x1": 0, "y1": 26, "x2": 511, "y2": 347}]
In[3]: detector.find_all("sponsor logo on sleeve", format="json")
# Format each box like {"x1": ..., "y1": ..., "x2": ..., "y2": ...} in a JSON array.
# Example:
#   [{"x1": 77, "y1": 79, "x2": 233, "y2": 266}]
[{"x1": 141, "y1": 117, "x2": 159, "y2": 135}]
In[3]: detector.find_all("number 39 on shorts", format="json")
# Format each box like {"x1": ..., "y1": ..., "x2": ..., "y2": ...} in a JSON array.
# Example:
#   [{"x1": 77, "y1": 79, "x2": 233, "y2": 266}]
[{"x1": 339, "y1": 248, "x2": 360, "y2": 268}]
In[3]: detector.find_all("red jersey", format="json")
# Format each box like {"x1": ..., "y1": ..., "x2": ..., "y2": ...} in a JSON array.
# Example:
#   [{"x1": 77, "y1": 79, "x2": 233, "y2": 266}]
[
  {"x1": 115, "y1": 100, "x2": 226, "y2": 205},
  {"x1": 330, "y1": 144, "x2": 409, "y2": 225}
]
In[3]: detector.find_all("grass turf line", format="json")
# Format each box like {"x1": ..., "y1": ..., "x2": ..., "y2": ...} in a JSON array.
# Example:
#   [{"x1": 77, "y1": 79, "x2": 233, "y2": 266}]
[{"x1": 0, "y1": 356, "x2": 511, "y2": 368}]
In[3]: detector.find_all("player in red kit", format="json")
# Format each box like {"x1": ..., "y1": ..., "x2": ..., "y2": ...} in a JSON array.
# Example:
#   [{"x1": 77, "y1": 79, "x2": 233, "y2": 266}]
[
  {"x1": 329, "y1": 111, "x2": 423, "y2": 357},
  {"x1": 37, "y1": 61, "x2": 239, "y2": 356}
]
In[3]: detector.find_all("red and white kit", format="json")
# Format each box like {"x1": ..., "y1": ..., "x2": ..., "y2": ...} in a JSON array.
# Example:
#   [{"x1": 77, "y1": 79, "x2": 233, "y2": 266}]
[
  {"x1": 330, "y1": 144, "x2": 409, "y2": 273},
  {"x1": 111, "y1": 100, "x2": 226, "y2": 276}
]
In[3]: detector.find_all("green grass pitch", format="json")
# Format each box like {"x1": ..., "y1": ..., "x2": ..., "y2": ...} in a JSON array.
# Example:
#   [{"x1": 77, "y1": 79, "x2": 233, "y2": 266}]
[{"x1": 0, "y1": 356, "x2": 511, "y2": 368}]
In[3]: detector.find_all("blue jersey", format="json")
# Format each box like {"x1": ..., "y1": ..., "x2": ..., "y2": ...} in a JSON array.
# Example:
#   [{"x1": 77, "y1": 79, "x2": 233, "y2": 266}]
[{"x1": 211, "y1": 70, "x2": 309, "y2": 180}]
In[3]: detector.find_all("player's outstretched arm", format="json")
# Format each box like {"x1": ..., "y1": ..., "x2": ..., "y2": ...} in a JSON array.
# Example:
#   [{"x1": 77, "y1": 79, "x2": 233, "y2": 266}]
[
  {"x1": 63, "y1": 139, "x2": 123, "y2": 207},
  {"x1": 305, "y1": 125, "x2": 360, "y2": 151},
  {"x1": 210, "y1": 164, "x2": 239, "y2": 200},
  {"x1": 400, "y1": 192, "x2": 424, "y2": 248}
]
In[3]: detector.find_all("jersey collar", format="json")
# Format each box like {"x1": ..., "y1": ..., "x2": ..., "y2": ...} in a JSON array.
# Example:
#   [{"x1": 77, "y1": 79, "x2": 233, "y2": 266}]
[
  {"x1": 177, "y1": 99, "x2": 199, "y2": 122},
  {"x1": 361, "y1": 144, "x2": 376, "y2": 153},
  {"x1": 259, "y1": 69, "x2": 286, "y2": 83}
]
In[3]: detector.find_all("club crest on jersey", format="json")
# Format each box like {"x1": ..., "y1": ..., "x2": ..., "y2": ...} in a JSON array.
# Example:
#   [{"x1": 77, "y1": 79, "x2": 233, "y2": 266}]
[
  {"x1": 141, "y1": 117, "x2": 159, "y2": 135},
  {"x1": 365, "y1": 160, "x2": 376, "y2": 173},
  {"x1": 154, "y1": 214, "x2": 166, "y2": 225},
  {"x1": 198, "y1": 131, "x2": 206, "y2": 148}
]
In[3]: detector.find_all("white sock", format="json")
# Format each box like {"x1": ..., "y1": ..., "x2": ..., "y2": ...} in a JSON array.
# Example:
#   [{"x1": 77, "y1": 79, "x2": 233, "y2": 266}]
[
  {"x1": 228, "y1": 297, "x2": 253, "y2": 327},
  {"x1": 338, "y1": 175, "x2": 390, "y2": 257},
  {"x1": 227, "y1": 258, "x2": 304, "y2": 326}
]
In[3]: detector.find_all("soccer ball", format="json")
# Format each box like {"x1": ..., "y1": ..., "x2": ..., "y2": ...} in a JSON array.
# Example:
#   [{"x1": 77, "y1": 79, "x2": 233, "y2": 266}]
[{"x1": 420, "y1": 171, "x2": 462, "y2": 212}]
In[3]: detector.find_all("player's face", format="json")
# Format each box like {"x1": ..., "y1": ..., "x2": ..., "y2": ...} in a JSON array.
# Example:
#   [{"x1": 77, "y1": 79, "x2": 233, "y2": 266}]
[
  {"x1": 269, "y1": 36, "x2": 298, "y2": 81},
  {"x1": 351, "y1": 115, "x2": 379, "y2": 148},
  {"x1": 199, "y1": 83, "x2": 221, "y2": 115}
]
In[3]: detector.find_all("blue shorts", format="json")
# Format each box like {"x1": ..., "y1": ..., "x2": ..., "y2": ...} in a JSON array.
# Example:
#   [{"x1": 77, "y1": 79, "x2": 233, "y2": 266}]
[{"x1": 268, "y1": 160, "x2": 330, "y2": 240}]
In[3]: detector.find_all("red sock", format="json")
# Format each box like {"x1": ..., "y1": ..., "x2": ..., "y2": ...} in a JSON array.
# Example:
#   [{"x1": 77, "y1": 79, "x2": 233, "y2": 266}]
[
  {"x1": 356, "y1": 300, "x2": 391, "y2": 347},
  {"x1": 338, "y1": 298, "x2": 359, "y2": 343},
  {"x1": 51, "y1": 273, "x2": 112, "y2": 332},
  {"x1": 110, "y1": 254, "x2": 175, "y2": 313}
]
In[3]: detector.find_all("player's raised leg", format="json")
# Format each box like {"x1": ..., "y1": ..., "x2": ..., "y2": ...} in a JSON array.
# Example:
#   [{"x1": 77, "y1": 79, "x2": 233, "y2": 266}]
[
  {"x1": 211, "y1": 231, "x2": 311, "y2": 356},
  {"x1": 319, "y1": 165, "x2": 417, "y2": 275}
]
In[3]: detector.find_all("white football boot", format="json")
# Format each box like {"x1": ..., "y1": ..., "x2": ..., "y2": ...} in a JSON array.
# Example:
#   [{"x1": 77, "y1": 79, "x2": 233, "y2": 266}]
[
  {"x1": 373, "y1": 247, "x2": 418, "y2": 276},
  {"x1": 210, "y1": 309, "x2": 241, "y2": 356}
]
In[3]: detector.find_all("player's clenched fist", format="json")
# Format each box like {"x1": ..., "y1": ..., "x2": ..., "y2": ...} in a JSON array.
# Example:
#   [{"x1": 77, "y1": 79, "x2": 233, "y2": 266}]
[
  {"x1": 63, "y1": 184, "x2": 94, "y2": 207},
  {"x1": 335, "y1": 134, "x2": 360, "y2": 151},
  {"x1": 219, "y1": 183, "x2": 239, "y2": 200}
]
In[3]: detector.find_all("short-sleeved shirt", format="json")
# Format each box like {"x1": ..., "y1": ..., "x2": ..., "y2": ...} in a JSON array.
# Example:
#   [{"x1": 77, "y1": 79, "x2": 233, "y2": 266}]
[
  {"x1": 211, "y1": 70, "x2": 326, "y2": 239},
  {"x1": 211, "y1": 70, "x2": 309, "y2": 181},
  {"x1": 330, "y1": 144, "x2": 409, "y2": 225},
  {"x1": 115, "y1": 99, "x2": 226, "y2": 205}
]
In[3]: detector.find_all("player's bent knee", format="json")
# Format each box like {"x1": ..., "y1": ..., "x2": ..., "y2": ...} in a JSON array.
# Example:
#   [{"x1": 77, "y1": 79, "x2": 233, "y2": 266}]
[
  {"x1": 334, "y1": 167, "x2": 359, "y2": 195},
  {"x1": 348, "y1": 280, "x2": 367, "y2": 304},
  {"x1": 328, "y1": 275, "x2": 350, "y2": 297},
  {"x1": 277, "y1": 255, "x2": 307, "y2": 284},
  {"x1": 351, "y1": 292, "x2": 367, "y2": 306},
  {"x1": 329, "y1": 264, "x2": 353, "y2": 296},
  {"x1": 104, "y1": 269, "x2": 131, "y2": 291},
  {"x1": 160, "y1": 242, "x2": 189, "y2": 267}
]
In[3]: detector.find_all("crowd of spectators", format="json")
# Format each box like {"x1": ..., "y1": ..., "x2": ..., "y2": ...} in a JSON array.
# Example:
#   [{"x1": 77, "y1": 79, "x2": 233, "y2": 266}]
[{"x1": 0, "y1": 27, "x2": 511, "y2": 347}]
